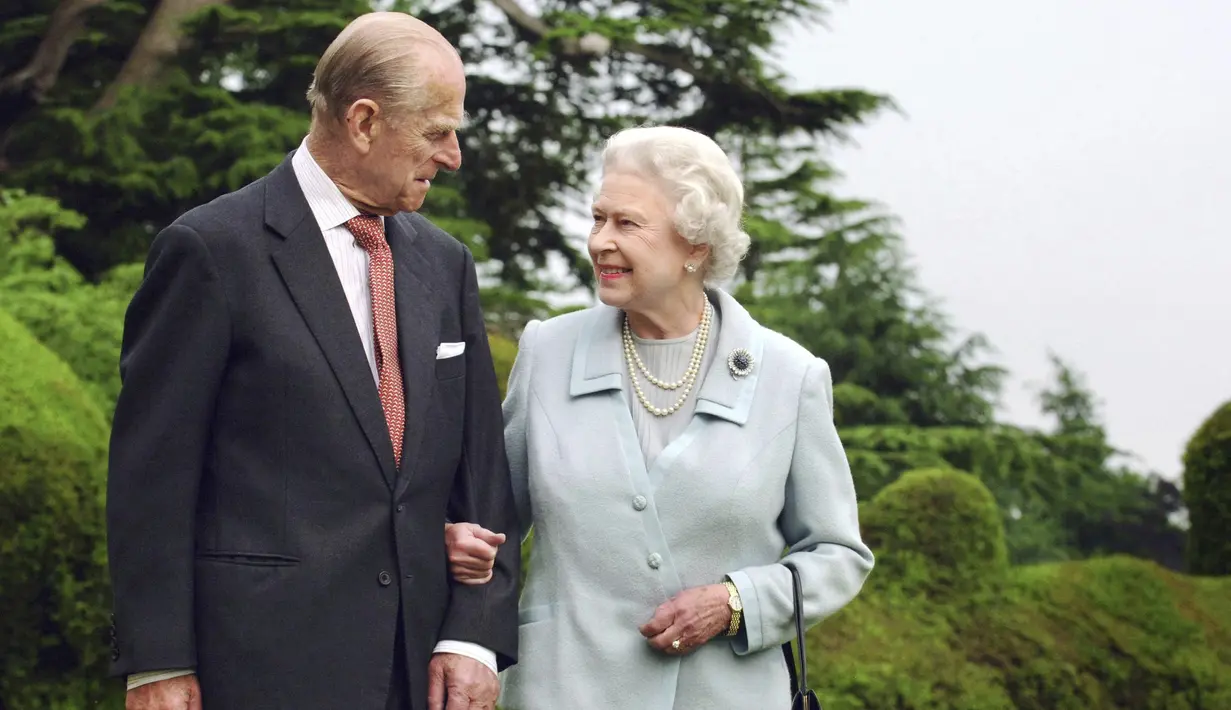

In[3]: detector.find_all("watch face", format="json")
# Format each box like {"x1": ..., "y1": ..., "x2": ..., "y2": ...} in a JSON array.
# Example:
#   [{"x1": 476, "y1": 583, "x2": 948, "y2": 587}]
[{"x1": 730, "y1": 598, "x2": 743, "y2": 612}]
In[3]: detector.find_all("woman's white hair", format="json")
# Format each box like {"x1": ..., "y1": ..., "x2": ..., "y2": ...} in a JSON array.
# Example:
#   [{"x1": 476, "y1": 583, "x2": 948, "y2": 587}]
[{"x1": 599, "y1": 125, "x2": 751, "y2": 285}]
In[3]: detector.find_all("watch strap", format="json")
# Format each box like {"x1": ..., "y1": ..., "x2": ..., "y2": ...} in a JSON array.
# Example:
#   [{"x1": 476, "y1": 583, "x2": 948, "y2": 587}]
[{"x1": 722, "y1": 578, "x2": 742, "y2": 637}]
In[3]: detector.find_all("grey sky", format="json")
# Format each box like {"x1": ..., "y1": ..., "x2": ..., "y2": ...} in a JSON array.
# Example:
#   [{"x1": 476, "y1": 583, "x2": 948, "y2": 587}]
[{"x1": 777, "y1": 0, "x2": 1230, "y2": 479}]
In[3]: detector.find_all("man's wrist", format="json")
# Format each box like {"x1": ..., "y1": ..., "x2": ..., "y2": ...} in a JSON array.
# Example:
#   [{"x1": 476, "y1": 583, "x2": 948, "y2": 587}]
[
  {"x1": 127, "y1": 668, "x2": 195, "y2": 691},
  {"x1": 432, "y1": 640, "x2": 498, "y2": 675}
]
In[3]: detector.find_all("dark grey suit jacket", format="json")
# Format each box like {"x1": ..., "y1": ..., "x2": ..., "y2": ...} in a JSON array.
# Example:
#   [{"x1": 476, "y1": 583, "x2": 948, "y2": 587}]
[{"x1": 105, "y1": 152, "x2": 520, "y2": 709}]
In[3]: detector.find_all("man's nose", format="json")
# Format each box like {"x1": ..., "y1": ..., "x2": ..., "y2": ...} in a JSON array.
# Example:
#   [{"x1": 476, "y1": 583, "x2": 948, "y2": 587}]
[{"x1": 436, "y1": 133, "x2": 462, "y2": 172}]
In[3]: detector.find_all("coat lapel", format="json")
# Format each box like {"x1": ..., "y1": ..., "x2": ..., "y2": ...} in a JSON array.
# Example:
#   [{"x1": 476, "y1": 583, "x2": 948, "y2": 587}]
[
  {"x1": 385, "y1": 213, "x2": 442, "y2": 484},
  {"x1": 565, "y1": 288, "x2": 764, "y2": 492},
  {"x1": 568, "y1": 303, "x2": 624, "y2": 397},
  {"x1": 692, "y1": 288, "x2": 763, "y2": 426},
  {"x1": 568, "y1": 288, "x2": 763, "y2": 423},
  {"x1": 265, "y1": 154, "x2": 398, "y2": 489}
]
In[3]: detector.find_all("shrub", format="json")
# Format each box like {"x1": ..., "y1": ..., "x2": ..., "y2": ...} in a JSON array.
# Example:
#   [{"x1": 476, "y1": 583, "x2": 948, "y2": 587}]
[
  {"x1": 0, "y1": 309, "x2": 122, "y2": 709},
  {"x1": 860, "y1": 467, "x2": 1008, "y2": 597},
  {"x1": 1182, "y1": 399, "x2": 1231, "y2": 576},
  {"x1": 3, "y1": 288, "x2": 128, "y2": 413},
  {"x1": 812, "y1": 485, "x2": 1231, "y2": 709},
  {"x1": 1, "y1": 188, "x2": 136, "y2": 414}
]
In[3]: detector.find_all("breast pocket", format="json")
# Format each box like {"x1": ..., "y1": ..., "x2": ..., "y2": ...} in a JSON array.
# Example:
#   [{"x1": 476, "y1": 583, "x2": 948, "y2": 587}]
[{"x1": 435, "y1": 350, "x2": 466, "y2": 380}]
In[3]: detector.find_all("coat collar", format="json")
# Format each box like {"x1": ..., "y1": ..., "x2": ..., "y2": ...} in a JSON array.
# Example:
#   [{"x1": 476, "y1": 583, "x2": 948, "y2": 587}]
[{"x1": 568, "y1": 288, "x2": 764, "y2": 425}]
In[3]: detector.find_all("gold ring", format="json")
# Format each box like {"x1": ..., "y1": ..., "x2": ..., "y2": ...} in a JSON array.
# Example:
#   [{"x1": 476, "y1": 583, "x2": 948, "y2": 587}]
[{"x1": 671, "y1": 639, "x2": 681, "y2": 650}]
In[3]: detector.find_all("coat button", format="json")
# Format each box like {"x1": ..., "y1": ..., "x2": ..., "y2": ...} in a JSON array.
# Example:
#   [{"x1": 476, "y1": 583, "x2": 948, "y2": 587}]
[
  {"x1": 632, "y1": 495, "x2": 647, "y2": 511},
  {"x1": 647, "y1": 553, "x2": 662, "y2": 569},
  {"x1": 378, "y1": 571, "x2": 392, "y2": 586},
  {"x1": 396, "y1": 504, "x2": 404, "y2": 512}
]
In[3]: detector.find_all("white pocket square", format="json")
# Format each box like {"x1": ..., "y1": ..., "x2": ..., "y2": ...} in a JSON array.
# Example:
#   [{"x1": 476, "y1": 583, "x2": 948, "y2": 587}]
[{"x1": 436, "y1": 342, "x2": 466, "y2": 359}]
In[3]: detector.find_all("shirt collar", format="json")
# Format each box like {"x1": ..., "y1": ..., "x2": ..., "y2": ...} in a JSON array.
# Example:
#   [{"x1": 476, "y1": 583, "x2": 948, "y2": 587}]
[{"x1": 290, "y1": 137, "x2": 382, "y2": 233}]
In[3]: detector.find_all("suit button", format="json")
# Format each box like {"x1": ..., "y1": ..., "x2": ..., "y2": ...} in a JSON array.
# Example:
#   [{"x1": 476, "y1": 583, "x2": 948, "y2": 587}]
[
  {"x1": 378, "y1": 571, "x2": 392, "y2": 586},
  {"x1": 632, "y1": 495, "x2": 647, "y2": 511},
  {"x1": 647, "y1": 553, "x2": 662, "y2": 569},
  {"x1": 396, "y1": 504, "x2": 404, "y2": 512}
]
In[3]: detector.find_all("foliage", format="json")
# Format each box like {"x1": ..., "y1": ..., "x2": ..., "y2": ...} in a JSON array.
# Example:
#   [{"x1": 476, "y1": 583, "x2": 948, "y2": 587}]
[
  {"x1": 734, "y1": 145, "x2": 1006, "y2": 429},
  {"x1": 1182, "y1": 400, "x2": 1231, "y2": 576},
  {"x1": 810, "y1": 474, "x2": 1231, "y2": 710},
  {"x1": 833, "y1": 352, "x2": 1186, "y2": 570},
  {"x1": 861, "y1": 468, "x2": 1007, "y2": 598},
  {"x1": 1, "y1": 0, "x2": 892, "y2": 296},
  {"x1": 831, "y1": 382, "x2": 908, "y2": 428},
  {"x1": 0, "y1": 309, "x2": 121, "y2": 710},
  {"x1": 488, "y1": 331, "x2": 518, "y2": 400},
  {"x1": 0, "y1": 189, "x2": 132, "y2": 412},
  {"x1": 1031, "y1": 354, "x2": 1186, "y2": 569}
]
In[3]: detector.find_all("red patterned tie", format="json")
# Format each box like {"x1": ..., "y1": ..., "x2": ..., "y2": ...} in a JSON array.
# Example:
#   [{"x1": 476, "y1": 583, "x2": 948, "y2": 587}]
[{"x1": 346, "y1": 215, "x2": 405, "y2": 469}]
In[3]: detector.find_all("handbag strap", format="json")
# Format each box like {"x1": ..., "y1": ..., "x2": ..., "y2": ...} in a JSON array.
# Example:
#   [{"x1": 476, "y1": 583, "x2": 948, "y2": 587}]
[{"x1": 780, "y1": 561, "x2": 810, "y2": 696}]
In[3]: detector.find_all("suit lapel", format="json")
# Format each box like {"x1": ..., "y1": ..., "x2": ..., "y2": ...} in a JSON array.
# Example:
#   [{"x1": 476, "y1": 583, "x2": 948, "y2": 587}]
[
  {"x1": 386, "y1": 213, "x2": 441, "y2": 483},
  {"x1": 265, "y1": 154, "x2": 398, "y2": 489}
]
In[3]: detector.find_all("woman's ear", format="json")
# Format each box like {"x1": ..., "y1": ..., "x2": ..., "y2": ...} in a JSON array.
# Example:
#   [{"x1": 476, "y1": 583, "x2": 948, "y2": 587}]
[{"x1": 688, "y1": 242, "x2": 711, "y2": 265}]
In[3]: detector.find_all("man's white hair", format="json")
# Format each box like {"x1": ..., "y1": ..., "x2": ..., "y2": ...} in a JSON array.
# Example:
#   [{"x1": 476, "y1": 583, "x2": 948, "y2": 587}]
[{"x1": 599, "y1": 125, "x2": 751, "y2": 285}]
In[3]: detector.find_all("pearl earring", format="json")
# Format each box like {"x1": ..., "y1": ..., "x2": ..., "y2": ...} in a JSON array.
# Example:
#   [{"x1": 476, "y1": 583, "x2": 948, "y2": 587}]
[{"x1": 685, "y1": 263, "x2": 698, "y2": 273}]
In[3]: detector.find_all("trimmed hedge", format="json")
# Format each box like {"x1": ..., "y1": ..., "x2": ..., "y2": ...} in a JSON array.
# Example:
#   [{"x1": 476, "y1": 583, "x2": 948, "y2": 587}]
[
  {"x1": 0, "y1": 309, "x2": 121, "y2": 709},
  {"x1": 1182, "y1": 400, "x2": 1231, "y2": 576},
  {"x1": 2, "y1": 288, "x2": 127, "y2": 413},
  {"x1": 811, "y1": 469, "x2": 1231, "y2": 709},
  {"x1": 861, "y1": 467, "x2": 1008, "y2": 598}
]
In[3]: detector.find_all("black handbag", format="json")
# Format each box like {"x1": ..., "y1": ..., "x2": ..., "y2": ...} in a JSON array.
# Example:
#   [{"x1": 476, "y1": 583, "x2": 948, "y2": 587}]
[{"x1": 780, "y1": 562, "x2": 822, "y2": 709}]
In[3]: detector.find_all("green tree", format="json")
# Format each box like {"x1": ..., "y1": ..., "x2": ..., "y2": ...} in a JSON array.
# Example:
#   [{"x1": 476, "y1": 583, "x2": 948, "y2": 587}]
[
  {"x1": 731, "y1": 142, "x2": 1005, "y2": 428},
  {"x1": 1, "y1": 0, "x2": 891, "y2": 290},
  {"x1": 1032, "y1": 353, "x2": 1185, "y2": 569},
  {"x1": 1182, "y1": 399, "x2": 1231, "y2": 576}
]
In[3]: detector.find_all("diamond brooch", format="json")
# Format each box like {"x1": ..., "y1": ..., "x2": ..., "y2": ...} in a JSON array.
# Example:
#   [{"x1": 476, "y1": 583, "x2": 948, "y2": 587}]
[{"x1": 727, "y1": 348, "x2": 754, "y2": 379}]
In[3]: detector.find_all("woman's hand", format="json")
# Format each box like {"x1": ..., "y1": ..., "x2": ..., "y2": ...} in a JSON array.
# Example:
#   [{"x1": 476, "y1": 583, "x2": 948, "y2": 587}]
[
  {"x1": 639, "y1": 584, "x2": 732, "y2": 655},
  {"x1": 444, "y1": 522, "x2": 506, "y2": 585}
]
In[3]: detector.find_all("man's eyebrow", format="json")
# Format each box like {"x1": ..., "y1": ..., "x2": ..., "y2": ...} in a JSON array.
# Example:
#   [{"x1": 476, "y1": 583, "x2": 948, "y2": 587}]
[{"x1": 437, "y1": 112, "x2": 471, "y2": 133}]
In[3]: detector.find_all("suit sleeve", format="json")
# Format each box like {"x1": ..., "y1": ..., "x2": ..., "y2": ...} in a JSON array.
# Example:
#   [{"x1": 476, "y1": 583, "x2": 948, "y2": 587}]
[
  {"x1": 438, "y1": 247, "x2": 522, "y2": 670},
  {"x1": 725, "y1": 357, "x2": 875, "y2": 655},
  {"x1": 106, "y1": 222, "x2": 231, "y2": 676}
]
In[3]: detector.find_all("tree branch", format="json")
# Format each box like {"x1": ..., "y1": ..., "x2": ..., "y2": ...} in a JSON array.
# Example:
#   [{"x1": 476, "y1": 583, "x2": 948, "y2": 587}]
[
  {"x1": 92, "y1": 0, "x2": 227, "y2": 111},
  {"x1": 484, "y1": 0, "x2": 785, "y2": 123},
  {"x1": 0, "y1": 0, "x2": 108, "y2": 166}
]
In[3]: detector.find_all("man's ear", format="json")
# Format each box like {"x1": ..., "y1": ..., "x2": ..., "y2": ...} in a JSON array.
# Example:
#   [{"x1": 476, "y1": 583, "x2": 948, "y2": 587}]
[{"x1": 343, "y1": 99, "x2": 381, "y2": 153}]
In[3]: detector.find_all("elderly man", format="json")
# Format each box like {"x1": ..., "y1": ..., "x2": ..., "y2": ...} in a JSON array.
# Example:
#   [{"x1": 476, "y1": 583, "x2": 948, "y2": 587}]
[{"x1": 105, "y1": 12, "x2": 519, "y2": 710}]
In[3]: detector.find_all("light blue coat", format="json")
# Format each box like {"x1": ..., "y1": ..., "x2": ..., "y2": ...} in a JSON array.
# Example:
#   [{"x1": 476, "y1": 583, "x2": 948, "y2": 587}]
[{"x1": 498, "y1": 288, "x2": 874, "y2": 710}]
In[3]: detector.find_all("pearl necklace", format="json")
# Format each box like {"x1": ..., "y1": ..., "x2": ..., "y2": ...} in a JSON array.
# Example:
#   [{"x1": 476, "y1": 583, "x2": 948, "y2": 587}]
[{"x1": 621, "y1": 299, "x2": 713, "y2": 417}]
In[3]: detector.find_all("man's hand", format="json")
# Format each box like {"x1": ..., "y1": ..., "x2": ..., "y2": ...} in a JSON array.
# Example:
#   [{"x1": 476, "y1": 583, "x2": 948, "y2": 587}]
[
  {"x1": 126, "y1": 675, "x2": 203, "y2": 710},
  {"x1": 639, "y1": 584, "x2": 732, "y2": 655},
  {"x1": 428, "y1": 653, "x2": 499, "y2": 710},
  {"x1": 444, "y1": 523, "x2": 506, "y2": 585}
]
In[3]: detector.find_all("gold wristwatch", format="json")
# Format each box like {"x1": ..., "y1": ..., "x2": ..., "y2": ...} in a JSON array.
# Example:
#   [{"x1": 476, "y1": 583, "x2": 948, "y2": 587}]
[{"x1": 722, "y1": 577, "x2": 743, "y2": 637}]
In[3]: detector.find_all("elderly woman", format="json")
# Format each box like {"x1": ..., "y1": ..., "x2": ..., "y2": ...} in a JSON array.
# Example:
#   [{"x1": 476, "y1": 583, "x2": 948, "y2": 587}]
[{"x1": 446, "y1": 125, "x2": 874, "y2": 709}]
